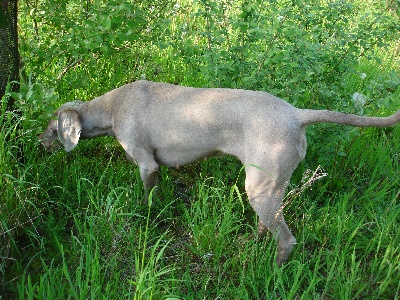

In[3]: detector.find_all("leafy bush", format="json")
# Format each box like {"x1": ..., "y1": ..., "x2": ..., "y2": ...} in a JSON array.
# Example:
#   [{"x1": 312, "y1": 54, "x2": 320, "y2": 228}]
[{"x1": 161, "y1": 0, "x2": 399, "y2": 106}]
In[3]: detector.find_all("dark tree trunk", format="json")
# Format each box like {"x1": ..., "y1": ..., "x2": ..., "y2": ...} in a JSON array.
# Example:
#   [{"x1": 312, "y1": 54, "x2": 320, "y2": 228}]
[
  {"x1": 0, "y1": 0, "x2": 19, "y2": 110},
  {"x1": 0, "y1": 0, "x2": 24, "y2": 167}
]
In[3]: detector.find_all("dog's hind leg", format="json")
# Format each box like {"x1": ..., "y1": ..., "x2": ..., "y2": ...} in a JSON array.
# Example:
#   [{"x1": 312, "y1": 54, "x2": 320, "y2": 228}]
[
  {"x1": 245, "y1": 166, "x2": 296, "y2": 266},
  {"x1": 243, "y1": 142, "x2": 302, "y2": 266}
]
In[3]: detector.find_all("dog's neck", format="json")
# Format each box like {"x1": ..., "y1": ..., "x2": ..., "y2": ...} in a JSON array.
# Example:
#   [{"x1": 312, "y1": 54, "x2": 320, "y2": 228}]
[{"x1": 78, "y1": 97, "x2": 115, "y2": 138}]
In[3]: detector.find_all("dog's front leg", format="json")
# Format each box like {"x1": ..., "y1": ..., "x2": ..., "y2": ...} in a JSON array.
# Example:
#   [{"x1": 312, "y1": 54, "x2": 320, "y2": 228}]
[
  {"x1": 139, "y1": 162, "x2": 159, "y2": 204},
  {"x1": 125, "y1": 149, "x2": 159, "y2": 205}
]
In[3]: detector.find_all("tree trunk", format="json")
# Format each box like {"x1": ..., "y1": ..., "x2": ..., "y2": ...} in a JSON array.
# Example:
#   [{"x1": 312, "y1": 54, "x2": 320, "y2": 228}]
[{"x1": 0, "y1": 0, "x2": 19, "y2": 110}]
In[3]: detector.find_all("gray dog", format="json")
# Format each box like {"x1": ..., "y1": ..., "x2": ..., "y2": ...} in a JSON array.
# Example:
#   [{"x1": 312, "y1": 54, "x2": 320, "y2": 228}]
[{"x1": 39, "y1": 80, "x2": 400, "y2": 266}]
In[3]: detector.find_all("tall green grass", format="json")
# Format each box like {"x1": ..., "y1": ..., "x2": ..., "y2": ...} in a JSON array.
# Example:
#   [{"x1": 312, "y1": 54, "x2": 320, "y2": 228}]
[{"x1": 2, "y1": 121, "x2": 398, "y2": 298}]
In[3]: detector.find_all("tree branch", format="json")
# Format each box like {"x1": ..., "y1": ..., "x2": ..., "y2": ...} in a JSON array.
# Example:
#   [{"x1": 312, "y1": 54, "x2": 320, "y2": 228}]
[{"x1": 57, "y1": 57, "x2": 84, "y2": 80}]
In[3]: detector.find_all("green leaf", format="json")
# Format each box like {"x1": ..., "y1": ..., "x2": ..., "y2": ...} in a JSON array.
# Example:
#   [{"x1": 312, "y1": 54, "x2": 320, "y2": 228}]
[
  {"x1": 45, "y1": 105, "x2": 56, "y2": 115},
  {"x1": 102, "y1": 16, "x2": 111, "y2": 30},
  {"x1": 11, "y1": 92, "x2": 21, "y2": 101},
  {"x1": 26, "y1": 89, "x2": 33, "y2": 100},
  {"x1": 44, "y1": 88, "x2": 55, "y2": 98}
]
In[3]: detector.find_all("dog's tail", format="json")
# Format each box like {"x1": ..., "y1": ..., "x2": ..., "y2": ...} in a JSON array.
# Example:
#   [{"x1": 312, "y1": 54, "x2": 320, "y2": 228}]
[{"x1": 297, "y1": 108, "x2": 400, "y2": 128}]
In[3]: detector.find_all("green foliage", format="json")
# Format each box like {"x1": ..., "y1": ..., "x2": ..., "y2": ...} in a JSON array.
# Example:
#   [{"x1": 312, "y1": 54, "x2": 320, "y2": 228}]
[
  {"x1": 19, "y1": 0, "x2": 175, "y2": 98},
  {"x1": 17, "y1": 0, "x2": 399, "y2": 103},
  {"x1": 1, "y1": 0, "x2": 400, "y2": 298},
  {"x1": 162, "y1": 0, "x2": 399, "y2": 105},
  {"x1": 10, "y1": 74, "x2": 58, "y2": 135}
]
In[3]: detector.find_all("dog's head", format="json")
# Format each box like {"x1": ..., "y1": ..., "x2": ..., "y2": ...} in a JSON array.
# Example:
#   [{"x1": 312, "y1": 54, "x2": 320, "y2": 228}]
[{"x1": 39, "y1": 101, "x2": 84, "y2": 153}]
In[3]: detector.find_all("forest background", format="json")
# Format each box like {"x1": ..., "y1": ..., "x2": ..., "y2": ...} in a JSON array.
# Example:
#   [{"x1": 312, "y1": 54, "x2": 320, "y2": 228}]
[{"x1": 1, "y1": 0, "x2": 400, "y2": 298}]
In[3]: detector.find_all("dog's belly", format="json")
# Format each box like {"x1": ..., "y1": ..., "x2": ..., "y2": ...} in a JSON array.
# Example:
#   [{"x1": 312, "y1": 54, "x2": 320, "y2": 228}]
[{"x1": 154, "y1": 148, "x2": 225, "y2": 168}]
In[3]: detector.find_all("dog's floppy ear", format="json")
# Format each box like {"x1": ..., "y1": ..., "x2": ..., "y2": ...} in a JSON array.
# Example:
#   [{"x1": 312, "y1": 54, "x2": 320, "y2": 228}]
[{"x1": 57, "y1": 109, "x2": 82, "y2": 152}]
